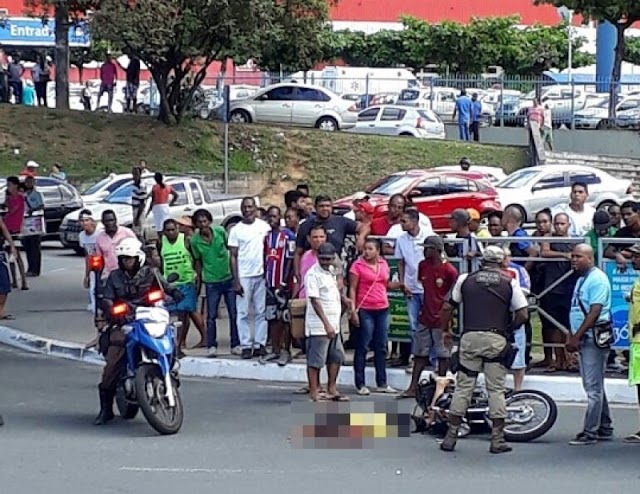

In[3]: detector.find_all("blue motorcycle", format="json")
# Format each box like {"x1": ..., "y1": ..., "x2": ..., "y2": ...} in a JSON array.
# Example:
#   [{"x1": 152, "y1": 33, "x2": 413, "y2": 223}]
[{"x1": 107, "y1": 276, "x2": 184, "y2": 435}]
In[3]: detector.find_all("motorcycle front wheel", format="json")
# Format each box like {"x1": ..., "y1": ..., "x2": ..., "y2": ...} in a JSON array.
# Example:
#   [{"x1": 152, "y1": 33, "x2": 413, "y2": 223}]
[
  {"x1": 115, "y1": 384, "x2": 139, "y2": 420},
  {"x1": 498, "y1": 389, "x2": 558, "y2": 442},
  {"x1": 134, "y1": 364, "x2": 184, "y2": 435}
]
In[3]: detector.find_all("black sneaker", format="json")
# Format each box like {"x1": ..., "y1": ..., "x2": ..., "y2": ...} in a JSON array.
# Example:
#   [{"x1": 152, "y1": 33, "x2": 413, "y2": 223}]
[
  {"x1": 253, "y1": 346, "x2": 266, "y2": 358},
  {"x1": 569, "y1": 432, "x2": 598, "y2": 446},
  {"x1": 596, "y1": 429, "x2": 614, "y2": 441},
  {"x1": 241, "y1": 349, "x2": 252, "y2": 360}
]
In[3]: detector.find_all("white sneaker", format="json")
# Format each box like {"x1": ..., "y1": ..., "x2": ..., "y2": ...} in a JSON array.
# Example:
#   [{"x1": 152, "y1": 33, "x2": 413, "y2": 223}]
[
  {"x1": 86, "y1": 304, "x2": 94, "y2": 312},
  {"x1": 231, "y1": 346, "x2": 242, "y2": 356},
  {"x1": 376, "y1": 385, "x2": 398, "y2": 394},
  {"x1": 356, "y1": 386, "x2": 370, "y2": 396},
  {"x1": 207, "y1": 347, "x2": 217, "y2": 358}
]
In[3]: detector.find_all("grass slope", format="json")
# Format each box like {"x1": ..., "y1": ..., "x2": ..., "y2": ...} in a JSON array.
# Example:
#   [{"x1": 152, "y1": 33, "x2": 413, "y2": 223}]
[{"x1": 0, "y1": 106, "x2": 528, "y2": 198}]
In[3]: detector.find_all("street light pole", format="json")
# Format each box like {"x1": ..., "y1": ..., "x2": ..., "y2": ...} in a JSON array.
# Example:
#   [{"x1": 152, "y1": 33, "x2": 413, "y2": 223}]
[{"x1": 567, "y1": 9, "x2": 574, "y2": 80}]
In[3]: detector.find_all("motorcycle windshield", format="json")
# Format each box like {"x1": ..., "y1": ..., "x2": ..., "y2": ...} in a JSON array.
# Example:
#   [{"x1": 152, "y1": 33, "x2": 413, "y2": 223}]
[{"x1": 136, "y1": 306, "x2": 170, "y2": 338}]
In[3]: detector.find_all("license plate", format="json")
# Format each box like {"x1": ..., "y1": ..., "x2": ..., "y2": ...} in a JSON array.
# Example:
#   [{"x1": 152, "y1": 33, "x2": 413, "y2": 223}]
[{"x1": 67, "y1": 232, "x2": 79, "y2": 242}]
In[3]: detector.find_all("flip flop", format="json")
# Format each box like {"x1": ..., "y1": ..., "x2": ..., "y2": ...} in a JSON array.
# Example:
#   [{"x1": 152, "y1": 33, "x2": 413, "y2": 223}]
[
  {"x1": 623, "y1": 433, "x2": 640, "y2": 443},
  {"x1": 326, "y1": 394, "x2": 350, "y2": 402}
]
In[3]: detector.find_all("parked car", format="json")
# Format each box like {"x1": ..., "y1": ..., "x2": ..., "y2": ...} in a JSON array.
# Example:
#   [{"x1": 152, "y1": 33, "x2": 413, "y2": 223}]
[
  {"x1": 396, "y1": 87, "x2": 494, "y2": 125},
  {"x1": 333, "y1": 169, "x2": 502, "y2": 232},
  {"x1": 0, "y1": 176, "x2": 84, "y2": 241},
  {"x1": 573, "y1": 97, "x2": 614, "y2": 130},
  {"x1": 59, "y1": 176, "x2": 252, "y2": 253},
  {"x1": 345, "y1": 105, "x2": 445, "y2": 139},
  {"x1": 228, "y1": 82, "x2": 358, "y2": 131},
  {"x1": 515, "y1": 87, "x2": 606, "y2": 128},
  {"x1": 432, "y1": 165, "x2": 507, "y2": 185},
  {"x1": 495, "y1": 165, "x2": 634, "y2": 224},
  {"x1": 81, "y1": 171, "x2": 154, "y2": 205}
]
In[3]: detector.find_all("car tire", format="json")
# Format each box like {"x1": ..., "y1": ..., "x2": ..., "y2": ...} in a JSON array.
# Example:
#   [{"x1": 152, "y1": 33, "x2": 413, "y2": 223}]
[
  {"x1": 399, "y1": 132, "x2": 414, "y2": 137},
  {"x1": 315, "y1": 116, "x2": 338, "y2": 132},
  {"x1": 596, "y1": 200, "x2": 617, "y2": 211},
  {"x1": 230, "y1": 110, "x2": 251, "y2": 124},
  {"x1": 223, "y1": 217, "x2": 242, "y2": 233}
]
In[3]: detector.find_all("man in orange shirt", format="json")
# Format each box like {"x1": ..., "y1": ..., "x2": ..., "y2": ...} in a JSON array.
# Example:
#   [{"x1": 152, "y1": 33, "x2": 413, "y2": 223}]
[{"x1": 19, "y1": 160, "x2": 39, "y2": 177}]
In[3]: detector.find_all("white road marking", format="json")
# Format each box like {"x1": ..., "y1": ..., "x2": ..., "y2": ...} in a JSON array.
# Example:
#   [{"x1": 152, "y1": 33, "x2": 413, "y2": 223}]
[
  {"x1": 46, "y1": 268, "x2": 66, "y2": 273},
  {"x1": 119, "y1": 467, "x2": 324, "y2": 475}
]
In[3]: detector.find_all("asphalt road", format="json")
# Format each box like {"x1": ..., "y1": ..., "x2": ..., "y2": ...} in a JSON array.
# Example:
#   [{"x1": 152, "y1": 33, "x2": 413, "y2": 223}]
[{"x1": 1, "y1": 345, "x2": 639, "y2": 494}]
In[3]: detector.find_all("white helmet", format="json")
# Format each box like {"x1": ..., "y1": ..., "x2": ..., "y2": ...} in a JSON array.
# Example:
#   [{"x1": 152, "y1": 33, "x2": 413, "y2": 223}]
[{"x1": 115, "y1": 237, "x2": 146, "y2": 266}]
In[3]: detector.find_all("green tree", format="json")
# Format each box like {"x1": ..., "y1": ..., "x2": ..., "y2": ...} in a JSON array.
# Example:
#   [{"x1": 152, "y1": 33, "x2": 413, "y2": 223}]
[
  {"x1": 249, "y1": 0, "x2": 334, "y2": 73},
  {"x1": 70, "y1": 40, "x2": 110, "y2": 83},
  {"x1": 535, "y1": 1, "x2": 640, "y2": 114},
  {"x1": 25, "y1": 1, "x2": 97, "y2": 110},
  {"x1": 92, "y1": 0, "x2": 269, "y2": 124}
]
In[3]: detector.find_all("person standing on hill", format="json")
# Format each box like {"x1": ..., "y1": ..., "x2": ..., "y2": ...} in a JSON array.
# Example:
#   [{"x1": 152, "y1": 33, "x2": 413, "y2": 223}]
[{"x1": 98, "y1": 54, "x2": 117, "y2": 112}]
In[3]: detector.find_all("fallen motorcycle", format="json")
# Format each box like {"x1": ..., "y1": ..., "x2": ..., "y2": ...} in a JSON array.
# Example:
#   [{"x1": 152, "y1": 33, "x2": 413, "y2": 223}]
[{"x1": 411, "y1": 375, "x2": 558, "y2": 442}]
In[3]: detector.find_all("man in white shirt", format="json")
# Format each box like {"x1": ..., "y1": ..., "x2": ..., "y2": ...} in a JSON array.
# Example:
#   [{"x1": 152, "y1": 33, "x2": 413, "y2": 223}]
[
  {"x1": 304, "y1": 243, "x2": 349, "y2": 402},
  {"x1": 551, "y1": 182, "x2": 595, "y2": 237},
  {"x1": 228, "y1": 197, "x2": 271, "y2": 359},
  {"x1": 394, "y1": 208, "x2": 432, "y2": 367},
  {"x1": 78, "y1": 209, "x2": 102, "y2": 313}
]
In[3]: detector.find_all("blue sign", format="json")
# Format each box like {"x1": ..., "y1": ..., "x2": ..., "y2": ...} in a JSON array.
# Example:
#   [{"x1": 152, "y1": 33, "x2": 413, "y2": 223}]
[
  {"x1": 0, "y1": 17, "x2": 90, "y2": 47},
  {"x1": 603, "y1": 261, "x2": 636, "y2": 349}
]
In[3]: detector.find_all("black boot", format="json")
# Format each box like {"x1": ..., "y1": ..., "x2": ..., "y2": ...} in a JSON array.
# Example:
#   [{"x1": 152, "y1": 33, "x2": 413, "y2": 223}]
[
  {"x1": 489, "y1": 418, "x2": 513, "y2": 454},
  {"x1": 94, "y1": 385, "x2": 115, "y2": 426},
  {"x1": 440, "y1": 415, "x2": 463, "y2": 452}
]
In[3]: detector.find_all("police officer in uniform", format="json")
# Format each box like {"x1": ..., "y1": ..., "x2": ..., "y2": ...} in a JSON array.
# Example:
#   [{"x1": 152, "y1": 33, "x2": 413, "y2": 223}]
[{"x1": 439, "y1": 245, "x2": 529, "y2": 454}]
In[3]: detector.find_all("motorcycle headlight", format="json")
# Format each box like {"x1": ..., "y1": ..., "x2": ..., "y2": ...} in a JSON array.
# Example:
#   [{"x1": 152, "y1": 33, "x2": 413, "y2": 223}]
[{"x1": 145, "y1": 322, "x2": 168, "y2": 338}]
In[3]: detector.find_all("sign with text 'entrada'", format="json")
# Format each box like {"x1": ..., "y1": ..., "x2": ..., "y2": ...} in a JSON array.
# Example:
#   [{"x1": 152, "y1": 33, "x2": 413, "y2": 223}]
[{"x1": 0, "y1": 17, "x2": 90, "y2": 47}]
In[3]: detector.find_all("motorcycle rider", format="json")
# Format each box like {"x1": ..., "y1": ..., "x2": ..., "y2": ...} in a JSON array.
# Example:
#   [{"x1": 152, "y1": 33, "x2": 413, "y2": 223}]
[
  {"x1": 94, "y1": 237, "x2": 183, "y2": 426},
  {"x1": 439, "y1": 246, "x2": 529, "y2": 454}
]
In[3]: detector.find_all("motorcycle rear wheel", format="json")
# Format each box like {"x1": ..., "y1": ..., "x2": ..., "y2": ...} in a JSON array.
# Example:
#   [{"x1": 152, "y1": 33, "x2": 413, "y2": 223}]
[
  {"x1": 134, "y1": 364, "x2": 184, "y2": 435},
  {"x1": 499, "y1": 389, "x2": 558, "y2": 442},
  {"x1": 115, "y1": 385, "x2": 139, "y2": 420}
]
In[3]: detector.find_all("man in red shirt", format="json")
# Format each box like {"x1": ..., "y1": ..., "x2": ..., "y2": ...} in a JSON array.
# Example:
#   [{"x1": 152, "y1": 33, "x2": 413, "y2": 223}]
[
  {"x1": 370, "y1": 193, "x2": 405, "y2": 237},
  {"x1": 400, "y1": 235, "x2": 458, "y2": 398},
  {"x1": 98, "y1": 54, "x2": 118, "y2": 112}
]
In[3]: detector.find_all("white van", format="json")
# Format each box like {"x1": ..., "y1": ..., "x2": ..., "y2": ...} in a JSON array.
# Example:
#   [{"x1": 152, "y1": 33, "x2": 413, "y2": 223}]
[{"x1": 317, "y1": 66, "x2": 419, "y2": 96}]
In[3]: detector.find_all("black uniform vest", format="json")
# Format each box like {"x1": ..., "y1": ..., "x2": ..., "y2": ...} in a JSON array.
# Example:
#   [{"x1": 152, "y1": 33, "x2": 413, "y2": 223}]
[{"x1": 460, "y1": 268, "x2": 513, "y2": 334}]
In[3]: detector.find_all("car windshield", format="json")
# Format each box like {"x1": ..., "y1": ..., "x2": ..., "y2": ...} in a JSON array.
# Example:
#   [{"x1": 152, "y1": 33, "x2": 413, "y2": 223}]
[
  {"x1": 417, "y1": 109, "x2": 441, "y2": 123},
  {"x1": 103, "y1": 183, "x2": 133, "y2": 205},
  {"x1": 496, "y1": 169, "x2": 540, "y2": 188},
  {"x1": 367, "y1": 175, "x2": 417, "y2": 195},
  {"x1": 82, "y1": 177, "x2": 112, "y2": 195}
]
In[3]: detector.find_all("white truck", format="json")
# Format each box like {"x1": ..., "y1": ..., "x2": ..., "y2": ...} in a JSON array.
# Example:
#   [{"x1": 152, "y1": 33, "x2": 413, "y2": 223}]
[
  {"x1": 313, "y1": 66, "x2": 420, "y2": 96},
  {"x1": 59, "y1": 175, "x2": 255, "y2": 253}
]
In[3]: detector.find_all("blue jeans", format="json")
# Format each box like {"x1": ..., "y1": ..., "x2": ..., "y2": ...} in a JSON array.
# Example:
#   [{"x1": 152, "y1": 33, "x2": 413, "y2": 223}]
[
  {"x1": 205, "y1": 280, "x2": 240, "y2": 349},
  {"x1": 458, "y1": 120, "x2": 470, "y2": 141},
  {"x1": 578, "y1": 337, "x2": 613, "y2": 437},
  {"x1": 354, "y1": 309, "x2": 389, "y2": 389}
]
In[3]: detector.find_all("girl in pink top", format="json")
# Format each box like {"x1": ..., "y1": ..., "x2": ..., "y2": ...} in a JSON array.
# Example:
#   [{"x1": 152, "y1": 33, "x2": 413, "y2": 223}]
[{"x1": 348, "y1": 238, "x2": 401, "y2": 395}]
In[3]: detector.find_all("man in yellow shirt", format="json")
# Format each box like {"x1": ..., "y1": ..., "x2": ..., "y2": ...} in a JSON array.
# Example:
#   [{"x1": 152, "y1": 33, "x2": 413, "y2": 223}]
[{"x1": 625, "y1": 244, "x2": 640, "y2": 443}]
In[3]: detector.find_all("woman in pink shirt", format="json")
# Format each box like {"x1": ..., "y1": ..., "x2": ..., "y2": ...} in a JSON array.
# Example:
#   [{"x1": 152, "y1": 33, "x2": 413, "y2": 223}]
[
  {"x1": 3, "y1": 176, "x2": 28, "y2": 290},
  {"x1": 349, "y1": 238, "x2": 401, "y2": 395}
]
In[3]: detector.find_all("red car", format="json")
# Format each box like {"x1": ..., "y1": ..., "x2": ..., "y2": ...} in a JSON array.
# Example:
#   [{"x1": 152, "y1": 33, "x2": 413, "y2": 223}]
[{"x1": 334, "y1": 169, "x2": 503, "y2": 232}]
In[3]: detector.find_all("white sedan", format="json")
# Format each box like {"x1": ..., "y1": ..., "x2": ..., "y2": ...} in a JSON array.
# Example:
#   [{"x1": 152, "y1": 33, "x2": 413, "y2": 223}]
[
  {"x1": 345, "y1": 105, "x2": 445, "y2": 139},
  {"x1": 495, "y1": 165, "x2": 634, "y2": 223}
]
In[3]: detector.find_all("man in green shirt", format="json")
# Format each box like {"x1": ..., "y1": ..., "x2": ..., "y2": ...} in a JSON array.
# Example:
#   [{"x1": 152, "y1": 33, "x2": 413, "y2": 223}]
[
  {"x1": 191, "y1": 209, "x2": 240, "y2": 358},
  {"x1": 585, "y1": 210, "x2": 617, "y2": 262}
]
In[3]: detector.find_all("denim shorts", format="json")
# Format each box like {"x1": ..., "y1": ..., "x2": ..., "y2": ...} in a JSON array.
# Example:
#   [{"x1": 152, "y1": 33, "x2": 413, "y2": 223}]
[{"x1": 166, "y1": 283, "x2": 197, "y2": 314}]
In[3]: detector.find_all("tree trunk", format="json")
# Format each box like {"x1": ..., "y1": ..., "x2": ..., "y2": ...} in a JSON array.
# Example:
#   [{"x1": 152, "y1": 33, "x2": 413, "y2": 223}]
[
  {"x1": 152, "y1": 69, "x2": 172, "y2": 125},
  {"x1": 77, "y1": 64, "x2": 84, "y2": 84},
  {"x1": 608, "y1": 25, "x2": 626, "y2": 120},
  {"x1": 54, "y1": 5, "x2": 70, "y2": 110}
]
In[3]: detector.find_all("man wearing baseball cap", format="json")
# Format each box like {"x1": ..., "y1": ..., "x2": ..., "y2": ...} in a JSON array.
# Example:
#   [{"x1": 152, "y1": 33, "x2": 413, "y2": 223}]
[
  {"x1": 467, "y1": 208, "x2": 490, "y2": 239},
  {"x1": 20, "y1": 160, "x2": 39, "y2": 178},
  {"x1": 440, "y1": 245, "x2": 529, "y2": 454},
  {"x1": 344, "y1": 191, "x2": 370, "y2": 221},
  {"x1": 448, "y1": 208, "x2": 483, "y2": 273}
]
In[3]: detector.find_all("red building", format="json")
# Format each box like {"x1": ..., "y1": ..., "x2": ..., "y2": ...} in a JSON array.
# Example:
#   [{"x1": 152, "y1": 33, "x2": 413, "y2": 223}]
[{"x1": 329, "y1": 0, "x2": 578, "y2": 26}]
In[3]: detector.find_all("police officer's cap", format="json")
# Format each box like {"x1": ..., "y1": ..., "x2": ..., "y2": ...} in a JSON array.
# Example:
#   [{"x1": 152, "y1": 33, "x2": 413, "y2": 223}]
[
  {"x1": 482, "y1": 245, "x2": 505, "y2": 264},
  {"x1": 423, "y1": 235, "x2": 445, "y2": 252}
]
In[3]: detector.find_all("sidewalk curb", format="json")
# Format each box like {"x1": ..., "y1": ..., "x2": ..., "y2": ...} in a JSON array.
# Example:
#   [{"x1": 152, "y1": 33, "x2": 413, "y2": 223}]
[{"x1": 1, "y1": 326, "x2": 636, "y2": 404}]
